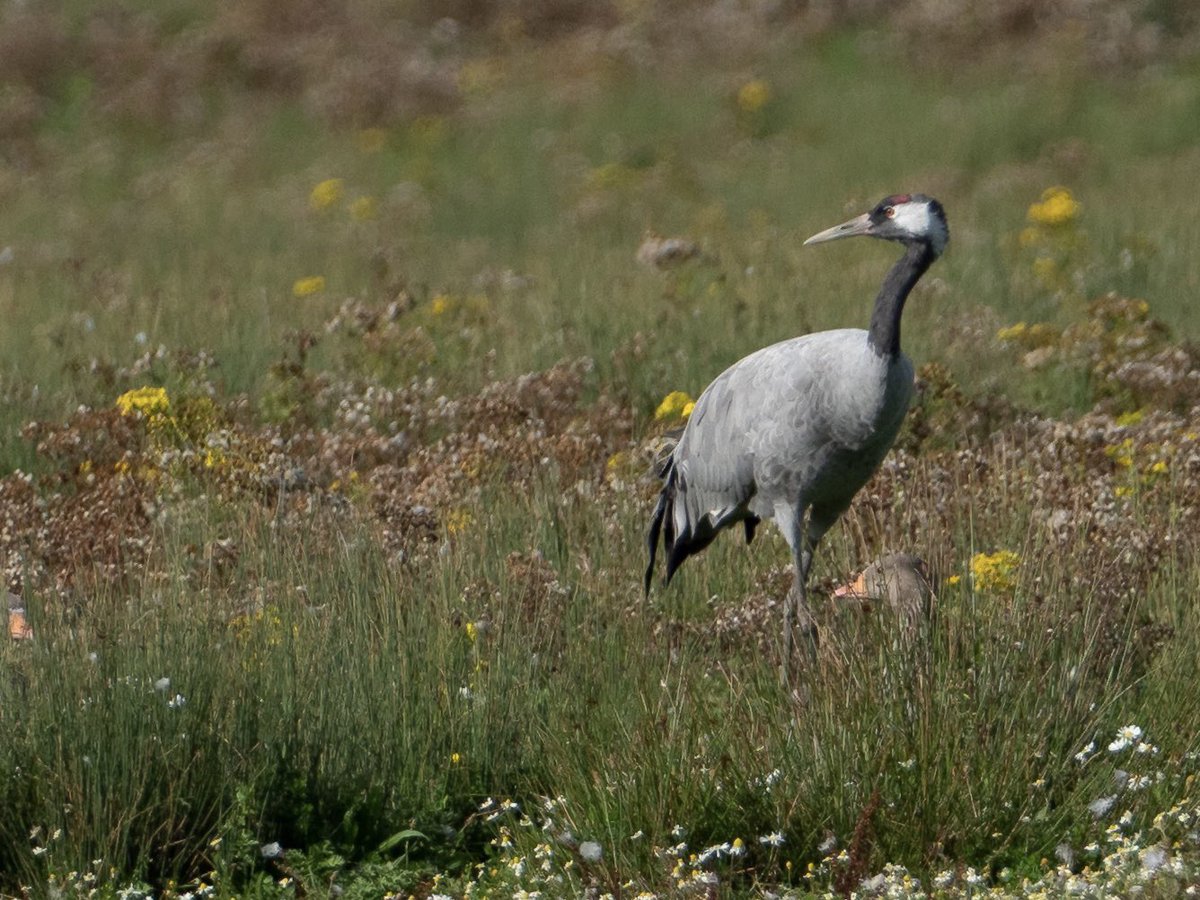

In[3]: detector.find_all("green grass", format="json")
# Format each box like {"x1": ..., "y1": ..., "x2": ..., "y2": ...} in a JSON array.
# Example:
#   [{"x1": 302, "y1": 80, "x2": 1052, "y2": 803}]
[{"x1": 2, "y1": 14, "x2": 1200, "y2": 898}]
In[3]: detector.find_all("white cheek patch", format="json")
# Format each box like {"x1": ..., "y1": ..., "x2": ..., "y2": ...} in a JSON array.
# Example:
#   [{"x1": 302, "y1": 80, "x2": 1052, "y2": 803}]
[
  {"x1": 892, "y1": 202, "x2": 931, "y2": 235},
  {"x1": 893, "y1": 202, "x2": 947, "y2": 255}
]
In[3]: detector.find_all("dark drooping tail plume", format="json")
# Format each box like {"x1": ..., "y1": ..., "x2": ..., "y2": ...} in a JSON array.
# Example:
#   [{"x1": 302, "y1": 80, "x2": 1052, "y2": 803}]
[
  {"x1": 644, "y1": 460, "x2": 677, "y2": 595},
  {"x1": 645, "y1": 459, "x2": 759, "y2": 595}
]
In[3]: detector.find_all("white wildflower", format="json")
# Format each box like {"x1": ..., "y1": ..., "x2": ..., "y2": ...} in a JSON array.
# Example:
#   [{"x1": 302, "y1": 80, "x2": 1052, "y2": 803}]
[
  {"x1": 1075, "y1": 741, "x2": 1096, "y2": 764},
  {"x1": 758, "y1": 831, "x2": 785, "y2": 847},
  {"x1": 1110, "y1": 725, "x2": 1143, "y2": 752},
  {"x1": 1141, "y1": 846, "x2": 1168, "y2": 874},
  {"x1": 860, "y1": 873, "x2": 886, "y2": 892},
  {"x1": 696, "y1": 843, "x2": 728, "y2": 865}
]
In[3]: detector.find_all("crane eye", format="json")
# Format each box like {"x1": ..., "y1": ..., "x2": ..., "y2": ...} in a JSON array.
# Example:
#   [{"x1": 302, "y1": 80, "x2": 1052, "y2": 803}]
[{"x1": 884, "y1": 206, "x2": 896, "y2": 218}]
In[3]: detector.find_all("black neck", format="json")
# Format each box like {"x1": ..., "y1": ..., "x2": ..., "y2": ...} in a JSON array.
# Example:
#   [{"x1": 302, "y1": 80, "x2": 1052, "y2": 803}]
[{"x1": 867, "y1": 241, "x2": 936, "y2": 358}]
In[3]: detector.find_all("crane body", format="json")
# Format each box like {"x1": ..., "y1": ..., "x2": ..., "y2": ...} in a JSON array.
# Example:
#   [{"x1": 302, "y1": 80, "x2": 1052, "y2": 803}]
[{"x1": 644, "y1": 194, "x2": 949, "y2": 676}]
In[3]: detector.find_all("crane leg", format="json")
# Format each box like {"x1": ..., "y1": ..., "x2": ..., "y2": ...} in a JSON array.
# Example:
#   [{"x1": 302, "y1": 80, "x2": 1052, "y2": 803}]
[{"x1": 780, "y1": 516, "x2": 819, "y2": 684}]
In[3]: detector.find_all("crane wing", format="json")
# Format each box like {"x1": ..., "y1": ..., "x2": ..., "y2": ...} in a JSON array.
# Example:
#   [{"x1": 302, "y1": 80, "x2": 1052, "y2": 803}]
[
  {"x1": 645, "y1": 341, "x2": 802, "y2": 592},
  {"x1": 644, "y1": 329, "x2": 894, "y2": 593}
]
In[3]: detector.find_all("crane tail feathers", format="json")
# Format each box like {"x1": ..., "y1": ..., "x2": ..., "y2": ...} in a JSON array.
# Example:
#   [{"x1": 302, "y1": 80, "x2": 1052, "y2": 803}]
[
  {"x1": 645, "y1": 461, "x2": 682, "y2": 595},
  {"x1": 646, "y1": 460, "x2": 718, "y2": 593},
  {"x1": 644, "y1": 491, "x2": 667, "y2": 596}
]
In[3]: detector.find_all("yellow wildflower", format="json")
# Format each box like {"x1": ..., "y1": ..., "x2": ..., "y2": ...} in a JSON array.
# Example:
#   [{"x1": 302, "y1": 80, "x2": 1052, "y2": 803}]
[
  {"x1": 969, "y1": 550, "x2": 1020, "y2": 593},
  {"x1": 996, "y1": 322, "x2": 1028, "y2": 342},
  {"x1": 1115, "y1": 485, "x2": 1133, "y2": 498},
  {"x1": 349, "y1": 195, "x2": 377, "y2": 221},
  {"x1": 1147, "y1": 460, "x2": 1169, "y2": 475},
  {"x1": 309, "y1": 181, "x2": 343, "y2": 213},
  {"x1": 430, "y1": 294, "x2": 452, "y2": 316},
  {"x1": 655, "y1": 390, "x2": 696, "y2": 421},
  {"x1": 1027, "y1": 187, "x2": 1080, "y2": 227},
  {"x1": 446, "y1": 508, "x2": 473, "y2": 535},
  {"x1": 1106, "y1": 438, "x2": 1135, "y2": 468},
  {"x1": 309, "y1": 178, "x2": 344, "y2": 210},
  {"x1": 1115, "y1": 409, "x2": 1144, "y2": 427},
  {"x1": 946, "y1": 574, "x2": 961, "y2": 586},
  {"x1": 116, "y1": 386, "x2": 170, "y2": 417},
  {"x1": 451, "y1": 752, "x2": 462, "y2": 765},
  {"x1": 1018, "y1": 226, "x2": 1041, "y2": 248},
  {"x1": 293, "y1": 276, "x2": 326, "y2": 298},
  {"x1": 737, "y1": 79, "x2": 771, "y2": 114},
  {"x1": 357, "y1": 128, "x2": 386, "y2": 153}
]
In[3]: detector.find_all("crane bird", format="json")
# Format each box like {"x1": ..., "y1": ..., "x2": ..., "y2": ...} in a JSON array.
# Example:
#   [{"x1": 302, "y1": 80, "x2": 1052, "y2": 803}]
[{"x1": 644, "y1": 193, "x2": 949, "y2": 675}]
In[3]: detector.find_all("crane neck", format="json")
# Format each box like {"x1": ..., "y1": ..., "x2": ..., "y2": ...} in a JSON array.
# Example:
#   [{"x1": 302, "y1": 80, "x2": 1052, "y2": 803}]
[{"x1": 867, "y1": 241, "x2": 937, "y2": 358}]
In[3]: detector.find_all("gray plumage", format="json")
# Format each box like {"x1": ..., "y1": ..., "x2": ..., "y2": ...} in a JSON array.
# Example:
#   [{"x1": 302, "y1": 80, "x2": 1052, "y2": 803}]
[{"x1": 645, "y1": 194, "x2": 949, "y2": 675}]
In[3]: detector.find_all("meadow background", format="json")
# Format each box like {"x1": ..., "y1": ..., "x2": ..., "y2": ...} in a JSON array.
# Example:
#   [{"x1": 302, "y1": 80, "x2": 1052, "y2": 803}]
[{"x1": 1, "y1": 0, "x2": 1200, "y2": 896}]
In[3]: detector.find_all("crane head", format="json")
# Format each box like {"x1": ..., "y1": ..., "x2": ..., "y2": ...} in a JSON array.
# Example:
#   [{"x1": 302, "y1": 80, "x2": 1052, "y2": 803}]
[{"x1": 804, "y1": 194, "x2": 949, "y2": 258}]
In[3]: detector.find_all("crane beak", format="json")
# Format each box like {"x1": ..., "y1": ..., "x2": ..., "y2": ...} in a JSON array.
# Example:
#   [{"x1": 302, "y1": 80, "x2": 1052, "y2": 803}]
[{"x1": 803, "y1": 212, "x2": 874, "y2": 246}]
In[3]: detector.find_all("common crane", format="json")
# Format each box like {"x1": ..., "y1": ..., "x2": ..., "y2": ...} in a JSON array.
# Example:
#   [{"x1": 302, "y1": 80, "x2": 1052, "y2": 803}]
[{"x1": 644, "y1": 194, "x2": 949, "y2": 676}]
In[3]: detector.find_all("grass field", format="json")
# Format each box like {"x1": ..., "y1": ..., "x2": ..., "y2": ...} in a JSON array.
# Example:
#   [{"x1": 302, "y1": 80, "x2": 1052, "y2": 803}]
[{"x1": 1, "y1": 3, "x2": 1200, "y2": 897}]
